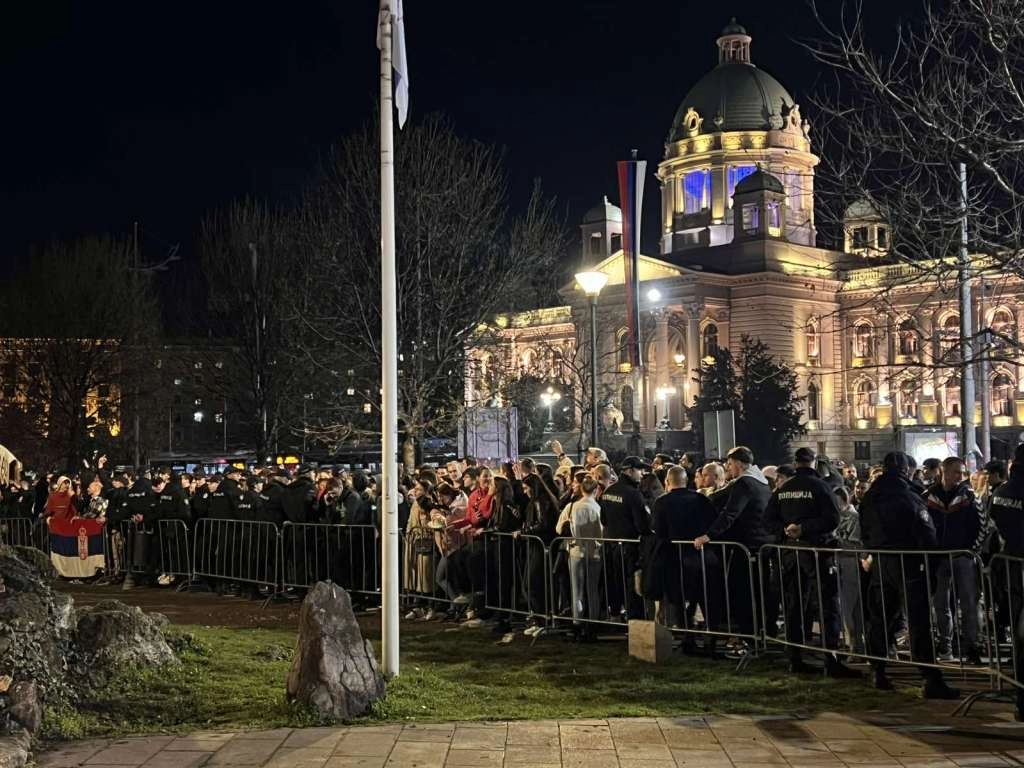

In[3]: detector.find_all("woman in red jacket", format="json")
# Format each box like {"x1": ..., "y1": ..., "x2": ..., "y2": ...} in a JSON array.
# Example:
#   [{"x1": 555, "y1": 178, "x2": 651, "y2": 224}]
[{"x1": 44, "y1": 476, "x2": 79, "y2": 521}]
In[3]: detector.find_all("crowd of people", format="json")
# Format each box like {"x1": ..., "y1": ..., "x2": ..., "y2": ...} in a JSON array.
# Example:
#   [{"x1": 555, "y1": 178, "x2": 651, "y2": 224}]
[{"x1": 5, "y1": 439, "x2": 1024, "y2": 712}]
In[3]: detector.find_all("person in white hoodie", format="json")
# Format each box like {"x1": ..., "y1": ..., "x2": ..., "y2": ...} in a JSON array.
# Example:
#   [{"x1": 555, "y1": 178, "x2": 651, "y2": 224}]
[{"x1": 556, "y1": 475, "x2": 603, "y2": 637}]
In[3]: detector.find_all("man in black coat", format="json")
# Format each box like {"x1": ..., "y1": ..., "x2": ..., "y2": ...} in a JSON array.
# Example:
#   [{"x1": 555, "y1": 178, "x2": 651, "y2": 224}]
[
  {"x1": 860, "y1": 451, "x2": 959, "y2": 699},
  {"x1": 651, "y1": 465, "x2": 722, "y2": 649},
  {"x1": 123, "y1": 472, "x2": 158, "y2": 589},
  {"x1": 599, "y1": 456, "x2": 651, "y2": 620},
  {"x1": 155, "y1": 469, "x2": 191, "y2": 583},
  {"x1": 765, "y1": 447, "x2": 858, "y2": 678},
  {"x1": 694, "y1": 446, "x2": 772, "y2": 638},
  {"x1": 989, "y1": 443, "x2": 1024, "y2": 719}
]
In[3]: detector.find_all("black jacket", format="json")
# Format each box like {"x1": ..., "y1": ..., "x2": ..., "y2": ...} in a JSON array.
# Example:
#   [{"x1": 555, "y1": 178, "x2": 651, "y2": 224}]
[
  {"x1": 282, "y1": 476, "x2": 317, "y2": 523},
  {"x1": 103, "y1": 485, "x2": 130, "y2": 525},
  {"x1": 764, "y1": 466, "x2": 840, "y2": 546},
  {"x1": 125, "y1": 478, "x2": 157, "y2": 524},
  {"x1": 599, "y1": 476, "x2": 650, "y2": 540},
  {"x1": 990, "y1": 464, "x2": 1024, "y2": 556},
  {"x1": 157, "y1": 482, "x2": 191, "y2": 523},
  {"x1": 209, "y1": 477, "x2": 243, "y2": 520},
  {"x1": 923, "y1": 480, "x2": 983, "y2": 551},
  {"x1": 651, "y1": 487, "x2": 717, "y2": 543},
  {"x1": 257, "y1": 481, "x2": 287, "y2": 525},
  {"x1": 859, "y1": 470, "x2": 937, "y2": 550},
  {"x1": 235, "y1": 489, "x2": 263, "y2": 521},
  {"x1": 706, "y1": 470, "x2": 772, "y2": 548}
]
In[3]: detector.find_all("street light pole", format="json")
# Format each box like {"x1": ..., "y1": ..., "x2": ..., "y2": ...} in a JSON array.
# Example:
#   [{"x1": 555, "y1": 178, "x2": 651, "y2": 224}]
[{"x1": 575, "y1": 270, "x2": 608, "y2": 449}]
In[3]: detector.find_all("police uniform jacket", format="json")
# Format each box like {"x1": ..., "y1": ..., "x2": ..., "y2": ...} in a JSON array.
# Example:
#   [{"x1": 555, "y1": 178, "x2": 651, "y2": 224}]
[
  {"x1": 599, "y1": 475, "x2": 650, "y2": 540},
  {"x1": 282, "y1": 476, "x2": 317, "y2": 523},
  {"x1": 157, "y1": 481, "x2": 191, "y2": 522},
  {"x1": 764, "y1": 466, "x2": 840, "y2": 546},
  {"x1": 990, "y1": 463, "x2": 1024, "y2": 556},
  {"x1": 859, "y1": 470, "x2": 937, "y2": 550},
  {"x1": 257, "y1": 481, "x2": 287, "y2": 526},
  {"x1": 236, "y1": 490, "x2": 263, "y2": 521},
  {"x1": 209, "y1": 477, "x2": 243, "y2": 520},
  {"x1": 126, "y1": 478, "x2": 158, "y2": 524},
  {"x1": 103, "y1": 486, "x2": 130, "y2": 525}
]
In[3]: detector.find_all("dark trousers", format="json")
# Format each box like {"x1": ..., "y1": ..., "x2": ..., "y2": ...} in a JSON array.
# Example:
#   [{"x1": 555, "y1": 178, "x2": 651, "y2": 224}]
[
  {"x1": 724, "y1": 547, "x2": 761, "y2": 637},
  {"x1": 521, "y1": 538, "x2": 548, "y2": 617},
  {"x1": 781, "y1": 548, "x2": 841, "y2": 658},
  {"x1": 664, "y1": 551, "x2": 725, "y2": 631},
  {"x1": 604, "y1": 541, "x2": 643, "y2": 620},
  {"x1": 866, "y1": 554, "x2": 939, "y2": 680}
]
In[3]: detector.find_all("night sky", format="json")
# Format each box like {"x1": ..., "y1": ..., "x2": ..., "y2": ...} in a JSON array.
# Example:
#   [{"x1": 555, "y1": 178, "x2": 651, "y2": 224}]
[{"x1": 1, "y1": 0, "x2": 918, "y2": 270}]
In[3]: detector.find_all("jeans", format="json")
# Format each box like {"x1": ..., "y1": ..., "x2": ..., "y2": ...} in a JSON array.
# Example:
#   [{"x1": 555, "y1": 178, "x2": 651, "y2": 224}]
[
  {"x1": 569, "y1": 554, "x2": 602, "y2": 622},
  {"x1": 932, "y1": 554, "x2": 980, "y2": 648}
]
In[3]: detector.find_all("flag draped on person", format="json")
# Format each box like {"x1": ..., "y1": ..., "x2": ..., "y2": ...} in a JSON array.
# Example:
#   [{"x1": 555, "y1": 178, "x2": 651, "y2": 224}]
[
  {"x1": 617, "y1": 155, "x2": 646, "y2": 368},
  {"x1": 377, "y1": 0, "x2": 409, "y2": 128}
]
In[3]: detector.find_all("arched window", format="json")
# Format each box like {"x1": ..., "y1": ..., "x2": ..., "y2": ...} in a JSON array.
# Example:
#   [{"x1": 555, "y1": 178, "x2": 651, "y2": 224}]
[
  {"x1": 992, "y1": 373, "x2": 1014, "y2": 417},
  {"x1": 616, "y1": 328, "x2": 630, "y2": 367},
  {"x1": 854, "y1": 379, "x2": 876, "y2": 420},
  {"x1": 943, "y1": 376, "x2": 961, "y2": 419},
  {"x1": 897, "y1": 319, "x2": 919, "y2": 356},
  {"x1": 520, "y1": 348, "x2": 535, "y2": 371},
  {"x1": 853, "y1": 322, "x2": 873, "y2": 358},
  {"x1": 940, "y1": 314, "x2": 960, "y2": 360},
  {"x1": 806, "y1": 320, "x2": 820, "y2": 364},
  {"x1": 669, "y1": 328, "x2": 686, "y2": 369},
  {"x1": 702, "y1": 323, "x2": 719, "y2": 359},
  {"x1": 807, "y1": 382, "x2": 820, "y2": 422},
  {"x1": 990, "y1": 307, "x2": 1016, "y2": 353},
  {"x1": 897, "y1": 378, "x2": 919, "y2": 420},
  {"x1": 620, "y1": 385, "x2": 634, "y2": 429}
]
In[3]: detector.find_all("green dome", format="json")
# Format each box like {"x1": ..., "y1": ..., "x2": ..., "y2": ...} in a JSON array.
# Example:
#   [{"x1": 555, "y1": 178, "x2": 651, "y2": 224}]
[{"x1": 668, "y1": 61, "x2": 796, "y2": 142}]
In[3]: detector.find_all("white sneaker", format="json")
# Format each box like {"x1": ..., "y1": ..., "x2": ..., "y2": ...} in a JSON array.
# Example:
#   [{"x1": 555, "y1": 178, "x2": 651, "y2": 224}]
[
  {"x1": 464, "y1": 609, "x2": 477, "y2": 620},
  {"x1": 453, "y1": 594, "x2": 470, "y2": 605},
  {"x1": 462, "y1": 618, "x2": 483, "y2": 628},
  {"x1": 404, "y1": 609, "x2": 422, "y2": 620},
  {"x1": 523, "y1": 625, "x2": 541, "y2": 637},
  {"x1": 497, "y1": 632, "x2": 515, "y2": 644}
]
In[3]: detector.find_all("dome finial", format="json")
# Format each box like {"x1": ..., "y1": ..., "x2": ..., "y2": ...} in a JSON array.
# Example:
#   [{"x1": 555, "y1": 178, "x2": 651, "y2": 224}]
[{"x1": 717, "y1": 18, "x2": 752, "y2": 64}]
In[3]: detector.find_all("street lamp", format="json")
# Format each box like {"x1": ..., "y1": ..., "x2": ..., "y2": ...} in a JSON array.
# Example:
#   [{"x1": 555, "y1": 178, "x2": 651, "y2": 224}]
[
  {"x1": 540, "y1": 386, "x2": 561, "y2": 433},
  {"x1": 575, "y1": 270, "x2": 609, "y2": 448}
]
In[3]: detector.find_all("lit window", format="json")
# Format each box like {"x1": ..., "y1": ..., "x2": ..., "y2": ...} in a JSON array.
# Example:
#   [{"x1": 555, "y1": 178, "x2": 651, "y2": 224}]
[
  {"x1": 897, "y1": 319, "x2": 919, "y2": 356},
  {"x1": 702, "y1": 323, "x2": 719, "y2": 359},
  {"x1": 767, "y1": 202, "x2": 781, "y2": 236},
  {"x1": 727, "y1": 165, "x2": 757, "y2": 205},
  {"x1": 807, "y1": 383, "x2": 820, "y2": 422},
  {"x1": 852, "y1": 227, "x2": 869, "y2": 250},
  {"x1": 346, "y1": 387, "x2": 355, "y2": 396},
  {"x1": 682, "y1": 169, "x2": 711, "y2": 214},
  {"x1": 854, "y1": 323, "x2": 873, "y2": 358},
  {"x1": 214, "y1": 413, "x2": 224, "y2": 424},
  {"x1": 898, "y1": 379, "x2": 919, "y2": 420},
  {"x1": 944, "y1": 377, "x2": 961, "y2": 418},
  {"x1": 363, "y1": 403, "x2": 373, "y2": 414},
  {"x1": 806, "y1": 322, "x2": 820, "y2": 363},
  {"x1": 854, "y1": 380, "x2": 876, "y2": 420},
  {"x1": 992, "y1": 374, "x2": 1014, "y2": 417},
  {"x1": 741, "y1": 204, "x2": 759, "y2": 234}
]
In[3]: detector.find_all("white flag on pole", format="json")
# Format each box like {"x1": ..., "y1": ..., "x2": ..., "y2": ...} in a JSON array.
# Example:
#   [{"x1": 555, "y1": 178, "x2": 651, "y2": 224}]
[{"x1": 377, "y1": 0, "x2": 409, "y2": 129}]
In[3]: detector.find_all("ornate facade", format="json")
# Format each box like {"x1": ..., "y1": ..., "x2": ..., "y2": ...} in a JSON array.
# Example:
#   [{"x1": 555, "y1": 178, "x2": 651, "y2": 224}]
[{"x1": 468, "y1": 22, "x2": 1024, "y2": 466}]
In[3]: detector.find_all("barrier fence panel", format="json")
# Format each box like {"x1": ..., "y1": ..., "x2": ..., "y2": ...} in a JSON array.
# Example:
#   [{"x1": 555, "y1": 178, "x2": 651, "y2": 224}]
[
  {"x1": 192, "y1": 518, "x2": 280, "y2": 590},
  {"x1": 760, "y1": 543, "x2": 991, "y2": 676},
  {"x1": 157, "y1": 519, "x2": 192, "y2": 582},
  {"x1": 545, "y1": 535, "x2": 655, "y2": 631},
  {"x1": 483, "y1": 532, "x2": 553, "y2": 623},
  {"x1": 119, "y1": 520, "x2": 157, "y2": 576},
  {"x1": 0, "y1": 517, "x2": 42, "y2": 550},
  {"x1": 984, "y1": 553, "x2": 1024, "y2": 694},
  {"x1": 665, "y1": 540, "x2": 762, "y2": 652},
  {"x1": 281, "y1": 522, "x2": 380, "y2": 598}
]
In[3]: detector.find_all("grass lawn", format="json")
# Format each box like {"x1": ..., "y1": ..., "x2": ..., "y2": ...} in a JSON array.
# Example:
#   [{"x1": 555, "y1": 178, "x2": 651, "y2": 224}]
[{"x1": 43, "y1": 618, "x2": 916, "y2": 741}]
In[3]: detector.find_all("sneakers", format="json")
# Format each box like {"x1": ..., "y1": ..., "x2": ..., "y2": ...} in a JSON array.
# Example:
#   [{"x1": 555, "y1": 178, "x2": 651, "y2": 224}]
[
  {"x1": 496, "y1": 632, "x2": 515, "y2": 645},
  {"x1": 404, "y1": 608, "x2": 424, "y2": 620},
  {"x1": 964, "y1": 646, "x2": 984, "y2": 666},
  {"x1": 922, "y1": 678, "x2": 961, "y2": 700},
  {"x1": 936, "y1": 643, "x2": 955, "y2": 662},
  {"x1": 452, "y1": 594, "x2": 471, "y2": 605},
  {"x1": 524, "y1": 625, "x2": 544, "y2": 637}
]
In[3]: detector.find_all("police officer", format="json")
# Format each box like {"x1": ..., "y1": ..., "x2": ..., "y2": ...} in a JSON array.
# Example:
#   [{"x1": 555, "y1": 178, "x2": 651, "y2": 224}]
[
  {"x1": 155, "y1": 469, "x2": 191, "y2": 585},
  {"x1": 235, "y1": 474, "x2": 266, "y2": 594},
  {"x1": 209, "y1": 470, "x2": 244, "y2": 593},
  {"x1": 599, "y1": 456, "x2": 651, "y2": 620},
  {"x1": 123, "y1": 471, "x2": 158, "y2": 590},
  {"x1": 860, "y1": 451, "x2": 959, "y2": 699},
  {"x1": 283, "y1": 464, "x2": 317, "y2": 524},
  {"x1": 988, "y1": 443, "x2": 1024, "y2": 719},
  {"x1": 765, "y1": 447, "x2": 858, "y2": 677}
]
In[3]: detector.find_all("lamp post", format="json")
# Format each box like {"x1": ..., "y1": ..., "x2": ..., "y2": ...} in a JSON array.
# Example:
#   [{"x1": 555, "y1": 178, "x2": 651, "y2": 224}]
[
  {"x1": 540, "y1": 386, "x2": 561, "y2": 433},
  {"x1": 654, "y1": 385, "x2": 676, "y2": 429},
  {"x1": 575, "y1": 270, "x2": 608, "y2": 448}
]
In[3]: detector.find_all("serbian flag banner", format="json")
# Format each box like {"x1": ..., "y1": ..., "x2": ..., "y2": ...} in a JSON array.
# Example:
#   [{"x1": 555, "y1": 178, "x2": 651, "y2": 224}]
[
  {"x1": 617, "y1": 155, "x2": 646, "y2": 368},
  {"x1": 48, "y1": 517, "x2": 106, "y2": 579}
]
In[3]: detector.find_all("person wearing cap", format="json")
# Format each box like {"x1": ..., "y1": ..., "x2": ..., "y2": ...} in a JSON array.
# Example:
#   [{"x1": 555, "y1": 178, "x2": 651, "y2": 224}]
[
  {"x1": 988, "y1": 443, "x2": 1024, "y2": 719},
  {"x1": 154, "y1": 470, "x2": 191, "y2": 586},
  {"x1": 764, "y1": 446, "x2": 857, "y2": 678},
  {"x1": 122, "y1": 471, "x2": 158, "y2": 590},
  {"x1": 693, "y1": 446, "x2": 772, "y2": 641},
  {"x1": 859, "y1": 451, "x2": 960, "y2": 699},
  {"x1": 599, "y1": 456, "x2": 652, "y2": 621}
]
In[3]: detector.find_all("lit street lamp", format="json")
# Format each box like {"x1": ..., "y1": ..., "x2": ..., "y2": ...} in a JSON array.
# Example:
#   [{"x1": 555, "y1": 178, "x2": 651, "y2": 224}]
[
  {"x1": 575, "y1": 270, "x2": 608, "y2": 448},
  {"x1": 654, "y1": 385, "x2": 676, "y2": 430},
  {"x1": 540, "y1": 386, "x2": 561, "y2": 433}
]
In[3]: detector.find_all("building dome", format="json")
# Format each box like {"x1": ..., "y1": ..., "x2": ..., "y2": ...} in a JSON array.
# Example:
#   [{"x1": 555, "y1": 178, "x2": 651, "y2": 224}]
[
  {"x1": 667, "y1": 22, "x2": 797, "y2": 142},
  {"x1": 583, "y1": 195, "x2": 622, "y2": 224},
  {"x1": 734, "y1": 168, "x2": 784, "y2": 195}
]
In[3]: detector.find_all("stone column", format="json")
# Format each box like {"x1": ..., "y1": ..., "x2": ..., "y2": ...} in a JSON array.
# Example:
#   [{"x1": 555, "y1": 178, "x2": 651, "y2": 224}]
[
  {"x1": 686, "y1": 306, "x2": 701, "y2": 406},
  {"x1": 716, "y1": 309, "x2": 731, "y2": 352}
]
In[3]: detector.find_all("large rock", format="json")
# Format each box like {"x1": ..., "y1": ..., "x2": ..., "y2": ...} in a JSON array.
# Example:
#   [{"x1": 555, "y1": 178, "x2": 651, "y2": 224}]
[
  {"x1": 75, "y1": 601, "x2": 177, "y2": 674},
  {"x1": 5, "y1": 683, "x2": 39, "y2": 734},
  {"x1": 0, "y1": 727, "x2": 29, "y2": 768},
  {"x1": 286, "y1": 582, "x2": 385, "y2": 720}
]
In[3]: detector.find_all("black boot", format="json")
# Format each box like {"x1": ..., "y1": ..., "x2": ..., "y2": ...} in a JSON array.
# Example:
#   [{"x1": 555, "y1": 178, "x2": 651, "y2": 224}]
[
  {"x1": 872, "y1": 669, "x2": 893, "y2": 691},
  {"x1": 825, "y1": 655, "x2": 863, "y2": 679},
  {"x1": 922, "y1": 676, "x2": 961, "y2": 700},
  {"x1": 789, "y1": 655, "x2": 818, "y2": 675}
]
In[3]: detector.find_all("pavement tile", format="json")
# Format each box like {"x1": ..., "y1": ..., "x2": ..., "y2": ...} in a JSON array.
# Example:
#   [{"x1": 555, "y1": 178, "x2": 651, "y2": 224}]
[
  {"x1": 398, "y1": 724, "x2": 456, "y2": 743},
  {"x1": 243, "y1": 729, "x2": 294, "y2": 741},
  {"x1": 334, "y1": 733, "x2": 399, "y2": 757},
  {"x1": 660, "y1": 729, "x2": 720, "y2": 749},
  {"x1": 440, "y1": 748, "x2": 503, "y2": 766},
  {"x1": 616, "y1": 761, "x2": 675, "y2": 768},
  {"x1": 282, "y1": 729, "x2": 348, "y2": 749},
  {"x1": 164, "y1": 734, "x2": 236, "y2": 752},
  {"x1": 85, "y1": 737, "x2": 175, "y2": 766},
  {"x1": 559, "y1": 719, "x2": 609, "y2": 727},
  {"x1": 608, "y1": 723, "x2": 664, "y2": 743},
  {"x1": 560, "y1": 749, "x2": 622, "y2": 768},
  {"x1": 771, "y1": 739, "x2": 831, "y2": 755},
  {"x1": 559, "y1": 724, "x2": 614, "y2": 750},
  {"x1": 506, "y1": 722, "x2": 559, "y2": 746},
  {"x1": 36, "y1": 742, "x2": 110, "y2": 767},
  {"x1": 897, "y1": 759, "x2": 960, "y2": 768},
  {"x1": 657, "y1": 717, "x2": 710, "y2": 730},
  {"x1": 825, "y1": 739, "x2": 896, "y2": 762},
  {"x1": 324, "y1": 757, "x2": 387, "y2": 768},
  {"x1": 140, "y1": 753, "x2": 210, "y2": 768},
  {"x1": 670, "y1": 747, "x2": 733, "y2": 766},
  {"x1": 206, "y1": 738, "x2": 282, "y2": 765},
  {"x1": 721, "y1": 746, "x2": 788, "y2": 764},
  {"x1": 948, "y1": 756, "x2": 1010, "y2": 767},
  {"x1": 785, "y1": 760, "x2": 847, "y2": 768},
  {"x1": 502, "y1": 744, "x2": 561, "y2": 764},
  {"x1": 449, "y1": 726, "x2": 506, "y2": 750},
  {"x1": 264, "y1": 746, "x2": 334, "y2": 766},
  {"x1": 385, "y1": 740, "x2": 449, "y2": 767},
  {"x1": 614, "y1": 742, "x2": 673, "y2": 761}
]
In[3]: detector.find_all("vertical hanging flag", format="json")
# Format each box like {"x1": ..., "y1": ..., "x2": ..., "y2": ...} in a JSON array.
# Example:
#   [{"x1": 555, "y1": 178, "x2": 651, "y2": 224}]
[
  {"x1": 377, "y1": 0, "x2": 409, "y2": 128},
  {"x1": 617, "y1": 154, "x2": 646, "y2": 368}
]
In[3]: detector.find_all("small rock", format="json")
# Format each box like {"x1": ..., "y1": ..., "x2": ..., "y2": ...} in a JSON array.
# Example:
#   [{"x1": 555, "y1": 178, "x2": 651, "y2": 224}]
[
  {"x1": 256, "y1": 644, "x2": 290, "y2": 662},
  {"x1": 286, "y1": 581, "x2": 385, "y2": 719},
  {"x1": 0, "y1": 675, "x2": 10, "y2": 693},
  {"x1": 7, "y1": 681, "x2": 41, "y2": 734},
  {"x1": 76, "y1": 601, "x2": 178, "y2": 671}
]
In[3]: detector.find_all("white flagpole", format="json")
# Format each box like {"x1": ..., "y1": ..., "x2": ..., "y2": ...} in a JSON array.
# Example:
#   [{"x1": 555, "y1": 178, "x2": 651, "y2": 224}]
[{"x1": 379, "y1": 0, "x2": 400, "y2": 678}]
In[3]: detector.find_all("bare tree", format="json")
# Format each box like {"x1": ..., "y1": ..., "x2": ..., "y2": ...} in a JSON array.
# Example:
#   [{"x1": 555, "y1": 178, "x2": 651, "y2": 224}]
[{"x1": 290, "y1": 115, "x2": 569, "y2": 466}]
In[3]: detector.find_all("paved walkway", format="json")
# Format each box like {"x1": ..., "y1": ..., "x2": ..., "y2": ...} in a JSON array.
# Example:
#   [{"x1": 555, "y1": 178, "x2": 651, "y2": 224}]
[{"x1": 33, "y1": 711, "x2": 1024, "y2": 768}]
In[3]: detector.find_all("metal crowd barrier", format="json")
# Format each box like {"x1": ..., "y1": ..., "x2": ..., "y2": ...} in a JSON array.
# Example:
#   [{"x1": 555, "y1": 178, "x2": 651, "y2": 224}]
[
  {"x1": 0, "y1": 516, "x2": 45, "y2": 550},
  {"x1": 281, "y1": 522, "x2": 380, "y2": 597},
  {"x1": 158, "y1": 519, "x2": 192, "y2": 586},
  {"x1": 192, "y1": 518, "x2": 281, "y2": 593},
  {"x1": 760, "y1": 543, "x2": 991, "y2": 676}
]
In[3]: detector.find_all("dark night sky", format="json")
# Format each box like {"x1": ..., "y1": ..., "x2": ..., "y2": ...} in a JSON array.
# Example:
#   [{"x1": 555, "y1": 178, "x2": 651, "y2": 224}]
[{"x1": 0, "y1": 0, "x2": 918, "y2": 270}]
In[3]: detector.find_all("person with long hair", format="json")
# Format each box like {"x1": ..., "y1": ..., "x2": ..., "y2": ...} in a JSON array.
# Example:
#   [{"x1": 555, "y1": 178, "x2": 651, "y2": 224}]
[
  {"x1": 518, "y1": 473, "x2": 560, "y2": 635},
  {"x1": 404, "y1": 478, "x2": 439, "y2": 620},
  {"x1": 488, "y1": 474, "x2": 521, "y2": 634}
]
